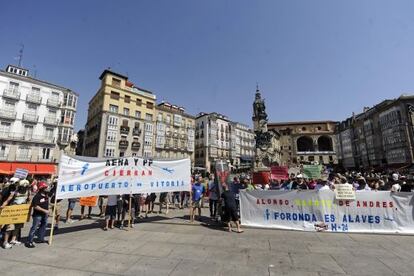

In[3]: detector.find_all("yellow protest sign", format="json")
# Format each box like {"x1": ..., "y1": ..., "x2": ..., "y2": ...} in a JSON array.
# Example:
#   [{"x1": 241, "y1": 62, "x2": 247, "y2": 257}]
[
  {"x1": 0, "y1": 204, "x2": 31, "y2": 224},
  {"x1": 79, "y1": 196, "x2": 98, "y2": 207}
]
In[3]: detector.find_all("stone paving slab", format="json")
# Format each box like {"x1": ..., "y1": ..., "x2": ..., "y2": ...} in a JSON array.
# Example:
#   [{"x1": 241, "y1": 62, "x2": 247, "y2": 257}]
[{"x1": 1, "y1": 204, "x2": 414, "y2": 275}]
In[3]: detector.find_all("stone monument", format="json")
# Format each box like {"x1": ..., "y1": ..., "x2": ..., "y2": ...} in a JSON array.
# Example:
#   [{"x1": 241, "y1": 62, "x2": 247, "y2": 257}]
[{"x1": 252, "y1": 86, "x2": 279, "y2": 183}]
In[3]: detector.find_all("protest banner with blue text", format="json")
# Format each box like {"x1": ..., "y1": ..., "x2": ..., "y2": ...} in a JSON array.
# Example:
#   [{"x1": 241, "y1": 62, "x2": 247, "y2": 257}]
[
  {"x1": 56, "y1": 154, "x2": 191, "y2": 199},
  {"x1": 240, "y1": 190, "x2": 414, "y2": 234}
]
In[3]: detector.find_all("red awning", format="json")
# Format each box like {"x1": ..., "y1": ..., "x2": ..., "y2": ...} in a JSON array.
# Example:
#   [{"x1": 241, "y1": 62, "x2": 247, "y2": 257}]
[
  {"x1": 36, "y1": 164, "x2": 56, "y2": 174},
  {"x1": 0, "y1": 163, "x2": 56, "y2": 175},
  {"x1": 11, "y1": 163, "x2": 36, "y2": 174},
  {"x1": 0, "y1": 163, "x2": 12, "y2": 174}
]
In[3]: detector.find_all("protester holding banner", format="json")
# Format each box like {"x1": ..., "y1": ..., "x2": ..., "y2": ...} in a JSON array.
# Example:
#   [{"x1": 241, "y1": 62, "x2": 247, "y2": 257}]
[
  {"x1": 66, "y1": 198, "x2": 77, "y2": 224},
  {"x1": 104, "y1": 194, "x2": 117, "y2": 231},
  {"x1": 26, "y1": 182, "x2": 49, "y2": 248},
  {"x1": 1, "y1": 179, "x2": 30, "y2": 249},
  {"x1": 159, "y1": 192, "x2": 169, "y2": 214}
]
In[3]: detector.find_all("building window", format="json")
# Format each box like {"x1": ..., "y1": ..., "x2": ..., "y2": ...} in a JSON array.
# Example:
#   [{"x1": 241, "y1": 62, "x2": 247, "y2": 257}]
[
  {"x1": 112, "y1": 78, "x2": 121, "y2": 87},
  {"x1": 157, "y1": 113, "x2": 163, "y2": 122},
  {"x1": 45, "y1": 128, "x2": 54, "y2": 140},
  {"x1": 166, "y1": 115, "x2": 171, "y2": 124},
  {"x1": 105, "y1": 148, "x2": 115, "y2": 157},
  {"x1": 122, "y1": 119, "x2": 129, "y2": 127},
  {"x1": 24, "y1": 125, "x2": 34, "y2": 139},
  {"x1": 0, "y1": 122, "x2": 11, "y2": 135},
  {"x1": 0, "y1": 145, "x2": 6, "y2": 157},
  {"x1": 124, "y1": 95, "x2": 131, "y2": 103},
  {"x1": 136, "y1": 98, "x2": 142, "y2": 106},
  {"x1": 4, "y1": 100, "x2": 15, "y2": 110},
  {"x1": 145, "y1": 113, "x2": 153, "y2": 121},
  {"x1": 110, "y1": 91, "x2": 120, "y2": 100},
  {"x1": 146, "y1": 102, "x2": 154, "y2": 109},
  {"x1": 109, "y1": 104, "x2": 119, "y2": 113},
  {"x1": 42, "y1": 148, "x2": 51, "y2": 159},
  {"x1": 135, "y1": 111, "x2": 141, "y2": 119},
  {"x1": 123, "y1": 108, "x2": 130, "y2": 116},
  {"x1": 18, "y1": 146, "x2": 30, "y2": 159},
  {"x1": 120, "y1": 152, "x2": 125, "y2": 157},
  {"x1": 329, "y1": 155, "x2": 333, "y2": 161},
  {"x1": 108, "y1": 116, "x2": 118, "y2": 126}
]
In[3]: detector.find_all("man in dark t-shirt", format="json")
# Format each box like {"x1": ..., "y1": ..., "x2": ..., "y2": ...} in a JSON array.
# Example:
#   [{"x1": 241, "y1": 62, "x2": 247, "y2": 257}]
[
  {"x1": 221, "y1": 183, "x2": 243, "y2": 233},
  {"x1": 26, "y1": 182, "x2": 49, "y2": 248}
]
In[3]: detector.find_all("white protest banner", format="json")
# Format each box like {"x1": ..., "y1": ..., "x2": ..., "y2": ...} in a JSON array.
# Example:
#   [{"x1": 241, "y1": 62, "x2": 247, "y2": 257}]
[
  {"x1": 56, "y1": 154, "x2": 191, "y2": 199},
  {"x1": 240, "y1": 190, "x2": 414, "y2": 234},
  {"x1": 334, "y1": 184, "x2": 356, "y2": 200},
  {"x1": 14, "y1": 168, "x2": 28, "y2": 179}
]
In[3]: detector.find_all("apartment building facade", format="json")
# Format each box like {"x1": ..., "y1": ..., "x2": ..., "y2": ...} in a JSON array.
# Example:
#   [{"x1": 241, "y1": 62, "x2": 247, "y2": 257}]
[
  {"x1": 0, "y1": 64, "x2": 78, "y2": 175},
  {"x1": 84, "y1": 69, "x2": 156, "y2": 158},
  {"x1": 337, "y1": 95, "x2": 414, "y2": 170},
  {"x1": 154, "y1": 102, "x2": 195, "y2": 164},
  {"x1": 232, "y1": 123, "x2": 255, "y2": 170}
]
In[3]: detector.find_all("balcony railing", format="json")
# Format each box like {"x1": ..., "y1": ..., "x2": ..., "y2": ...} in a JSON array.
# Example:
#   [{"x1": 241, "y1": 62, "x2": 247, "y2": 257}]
[
  {"x1": 119, "y1": 140, "x2": 129, "y2": 149},
  {"x1": 26, "y1": 94, "x2": 42, "y2": 104},
  {"x1": 46, "y1": 98, "x2": 60, "y2": 108},
  {"x1": 120, "y1": 126, "x2": 130, "y2": 135},
  {"x1": 132, "y1": 128, "x2": 141, "y2": 136},
  {"x1": 0, "y1": 131, "x2": 55, "y2": 144},
  {"x1": 131, "y1": 142, "x2": 141, "y2": 150},
  {"x1": 16, "y1": 155, "x2": 31, "y2": 161},
  {"x1": 44, "y1": 116, "x2": 59, "y2": 126},
  {"x1": 0, "y1": 109, "x2": 17, "y2": 120},
  {"x1": 22, "y1": 113, "x2": 39, "y2": 123},
  {"x1": 3, "y1": 88, "x2": 20, "y2": 100}
]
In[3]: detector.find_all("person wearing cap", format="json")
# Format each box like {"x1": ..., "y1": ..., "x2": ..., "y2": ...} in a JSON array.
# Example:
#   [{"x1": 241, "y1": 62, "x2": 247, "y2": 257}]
[
  {"x1": 0, "y1": 179, "x2": 30, "y2": 249},
  {"x1": 26, "y1": 181, "x2": 49, "y2": 248}
]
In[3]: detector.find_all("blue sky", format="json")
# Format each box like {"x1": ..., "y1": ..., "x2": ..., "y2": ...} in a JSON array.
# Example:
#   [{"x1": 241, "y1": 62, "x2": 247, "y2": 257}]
[{"x1": 1, "y1": 1, "x2": 414, "y2": 130}]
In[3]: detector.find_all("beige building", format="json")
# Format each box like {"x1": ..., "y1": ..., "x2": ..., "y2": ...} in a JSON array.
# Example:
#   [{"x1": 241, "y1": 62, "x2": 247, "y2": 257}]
[
  {"x1": 84, "y1": 69, "x2": 156, "y2": 158},
  {"x1": 154, "y1": 102, "x2": 195, "y2": 164},
  {"x1": 268, "y1": 121, "x2": 338, "y2": 166}
]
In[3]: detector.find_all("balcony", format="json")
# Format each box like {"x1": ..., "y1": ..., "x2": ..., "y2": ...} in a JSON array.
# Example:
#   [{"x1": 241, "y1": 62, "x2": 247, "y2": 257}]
[
  {"x1": 0, "y1": 109, "x2": 17, "y2": 120},
  {"x1": 132, "y1": 128, "x2": 141, "y2": 136},
  {"x1": 44, "y1": 116, "x2": 59, "y2": 126},
  {"x1": 120, "y1": 126, "x2": 130, "y2": 135},
  {"x1": 3, "y1": 88, "x2": 20, "y2": 100},
  {"x1": 119, "y1": 140, "x2": 129, "y2": 149},
  {"x1": 22, "y1": 113, "x2": 39, "y2": 123},
  {"x1": 26, "y1": 94, "x2": 42, "y2": 104},
  {"x1": 131, "y1": 142, "x2": 141, "y2": 150},
  {"x1": 16, "y1": 155, "x2": 31, "y2": 161},
  {"x1": 0, "y1": 131, "x2": 55, "y2": 144},
  {"x1": 46, "y1": 98, "x2": 60, "y2": 108}
]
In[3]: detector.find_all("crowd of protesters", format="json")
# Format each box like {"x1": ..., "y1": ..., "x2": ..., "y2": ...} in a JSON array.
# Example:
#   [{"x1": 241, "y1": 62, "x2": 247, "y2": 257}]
[{"x1": 0, "y1": 169, "x2": 411, "y2": 249}]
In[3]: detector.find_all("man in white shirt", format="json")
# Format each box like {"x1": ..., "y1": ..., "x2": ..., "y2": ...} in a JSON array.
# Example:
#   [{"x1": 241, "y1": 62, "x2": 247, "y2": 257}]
[
  {"x1": 104, "y1": 195, "x2": 118, "y2": 231},
  {"x1": 316, "y1": 175, "x2": 330, "y2": 191}
]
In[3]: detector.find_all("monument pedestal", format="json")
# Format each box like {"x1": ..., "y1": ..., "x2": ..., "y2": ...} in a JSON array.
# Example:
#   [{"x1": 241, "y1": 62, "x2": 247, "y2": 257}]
[{"x1": 253, "y1": 168, "x2": 271, "y2": 185}]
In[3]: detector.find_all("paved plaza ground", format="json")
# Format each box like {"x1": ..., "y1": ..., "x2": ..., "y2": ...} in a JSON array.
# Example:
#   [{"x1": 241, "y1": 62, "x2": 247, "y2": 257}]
[{"x1": 1, "y1": 204, "x2": 414, "y2": 276}]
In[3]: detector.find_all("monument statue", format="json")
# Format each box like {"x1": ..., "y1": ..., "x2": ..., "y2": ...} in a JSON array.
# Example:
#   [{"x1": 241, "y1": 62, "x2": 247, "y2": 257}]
[{"x1": 252, "y1": 86, "x2": 280, "y2": 180}]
